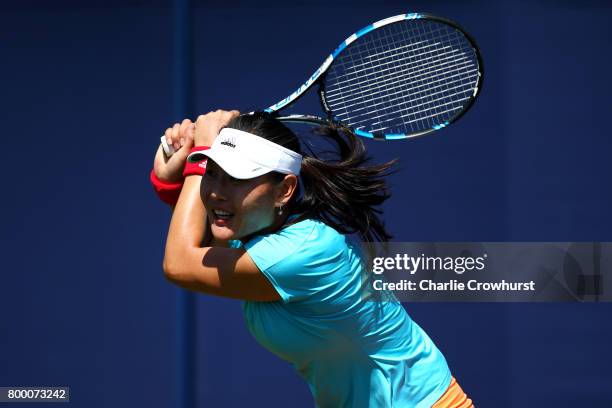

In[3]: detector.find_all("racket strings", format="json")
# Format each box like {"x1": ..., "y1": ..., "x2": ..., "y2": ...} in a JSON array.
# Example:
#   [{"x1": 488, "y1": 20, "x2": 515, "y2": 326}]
[
  {"x1": 399, "y1": 21, "x2": 476, "y2": 131},
  {"x1": 325, "y1": 48, "x2": 471, "y2": 100},
  {"x1": 324, "y1": 19, "x2": 480, "y2": 135},
  {"x1": 327, "y1": 42, "x2": 455, "y2": 83},
  {"x1": 335, "y1": 25, "x2": 473, "y2": 131},
  {"x1": 329, "y1": 64, "x2": 477, "y2": 114}
]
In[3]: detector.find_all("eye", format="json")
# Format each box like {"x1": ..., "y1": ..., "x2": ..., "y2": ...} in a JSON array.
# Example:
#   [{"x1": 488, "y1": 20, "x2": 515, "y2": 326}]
[{"x1": 205, "y1": 168, "x2": 217, "y2": 178}]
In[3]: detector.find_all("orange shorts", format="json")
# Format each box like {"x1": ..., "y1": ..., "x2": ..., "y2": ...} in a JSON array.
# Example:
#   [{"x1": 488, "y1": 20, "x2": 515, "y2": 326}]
[{"x1": 431, "y1": 377, "x2": 474, "y2": 408}]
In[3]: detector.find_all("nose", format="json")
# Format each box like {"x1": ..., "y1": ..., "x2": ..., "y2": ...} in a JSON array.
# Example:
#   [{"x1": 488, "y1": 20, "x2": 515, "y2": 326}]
[
  {"x1": 201, "y1": 176, "x2": 227, "y2": 202},
  {"x1": 209, "y1": 189, "x2": 226, "y2": 201}
]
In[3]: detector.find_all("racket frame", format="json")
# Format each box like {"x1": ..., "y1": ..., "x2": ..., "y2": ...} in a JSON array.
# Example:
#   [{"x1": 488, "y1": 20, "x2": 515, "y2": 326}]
[{"x1": 267, "y1": 12, "x2": 484, "y2": 141}]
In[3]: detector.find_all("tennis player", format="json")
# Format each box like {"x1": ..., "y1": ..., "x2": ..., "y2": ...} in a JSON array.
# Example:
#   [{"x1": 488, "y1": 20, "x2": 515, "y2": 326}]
[{"x1": 151, "y1": 110, "x2": 474, "y2": 407}]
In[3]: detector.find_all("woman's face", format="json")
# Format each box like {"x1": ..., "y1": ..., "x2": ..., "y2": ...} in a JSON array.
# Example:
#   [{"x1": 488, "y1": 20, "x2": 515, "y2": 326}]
[{"x1": 201, "y1": 160, "x2": 283, "y2": 242}]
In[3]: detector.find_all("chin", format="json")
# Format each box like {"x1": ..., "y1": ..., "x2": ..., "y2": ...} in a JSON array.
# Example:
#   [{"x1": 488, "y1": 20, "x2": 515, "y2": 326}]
[{"x1": 210, "y1": 224, "x2": 238, "y2": 241}]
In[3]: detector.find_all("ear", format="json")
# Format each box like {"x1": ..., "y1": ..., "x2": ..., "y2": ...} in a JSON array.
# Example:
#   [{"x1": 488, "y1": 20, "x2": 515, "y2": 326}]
[{"x1": 275, "y1": 174, "x2": 298, "y2": 206}]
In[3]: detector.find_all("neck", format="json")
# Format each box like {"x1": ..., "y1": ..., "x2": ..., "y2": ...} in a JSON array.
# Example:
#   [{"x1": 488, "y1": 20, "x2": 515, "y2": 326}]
[{"x1": 239, "y1": 212, "x2": 291, "y2": 244}]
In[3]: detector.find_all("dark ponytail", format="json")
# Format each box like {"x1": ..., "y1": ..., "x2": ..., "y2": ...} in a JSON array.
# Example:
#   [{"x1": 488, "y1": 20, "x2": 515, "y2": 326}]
[{"x1": 226, "y1": 112, "x2": 396, "y2": 243}]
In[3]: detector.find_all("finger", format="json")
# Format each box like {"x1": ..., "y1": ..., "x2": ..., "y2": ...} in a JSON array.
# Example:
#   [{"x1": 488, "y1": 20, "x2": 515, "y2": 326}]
[
  {"x1": 154, "y1": 143, "x2": 164, "y2": 164},
  {"x1": 213, "y1": 109, "x2": 229, "y2": 119},
  {"x1": 171, "y1": 123, "x2": 181, "y2": 150},
  {"x1": 164, "y1": 127, "x2": 173, "y2": 145},
  {"x1": 171, "y1": 138, "x2": 193, "y2": 160},
  {"x1": 179, "y1": 119, "x2": 192, "y2": 146},
  {"x1": 220, "y1": 110, "x2": 239, "y2": 126},
  {"x1": 186, "y1": 122, "x2": 196, "y2": 141},
  {"x1": 177, "y1": 126, "x2": 195, "y2": 151},
  {"x1": 153, "y1": 144, "x2": 169, "y2": 181},
  {"x1": 196, "y1": 113, "x2": 209, "y2": 127}
]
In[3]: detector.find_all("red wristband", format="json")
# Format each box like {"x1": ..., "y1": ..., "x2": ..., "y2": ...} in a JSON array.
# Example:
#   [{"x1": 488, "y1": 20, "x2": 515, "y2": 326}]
[
  {"x1": 150, "y1": 169, "x2": 183, "y2": 206},
  {"x1": 183, "y1": 146, "x2": 210, "y2": 177}
]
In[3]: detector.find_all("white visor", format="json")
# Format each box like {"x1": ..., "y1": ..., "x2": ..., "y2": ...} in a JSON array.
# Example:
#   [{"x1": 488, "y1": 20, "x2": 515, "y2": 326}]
[{"x1": 187, "y1": 128, "x2": 302, "y2": 180}]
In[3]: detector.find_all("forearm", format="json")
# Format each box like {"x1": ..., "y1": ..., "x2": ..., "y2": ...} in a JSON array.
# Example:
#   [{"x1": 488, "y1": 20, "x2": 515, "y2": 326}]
[
  {"x1": 164, "y1": 175, "x2": 207, "y2": 271},
  {"x1": 161, "y1": 175, "x2": 275, "y2": 300}
]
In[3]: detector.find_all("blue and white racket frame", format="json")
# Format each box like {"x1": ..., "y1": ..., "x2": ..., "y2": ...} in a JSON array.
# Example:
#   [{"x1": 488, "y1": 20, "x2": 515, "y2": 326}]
[{"x1": 266, "y1": 12, "x2": 484, "y2": 141}]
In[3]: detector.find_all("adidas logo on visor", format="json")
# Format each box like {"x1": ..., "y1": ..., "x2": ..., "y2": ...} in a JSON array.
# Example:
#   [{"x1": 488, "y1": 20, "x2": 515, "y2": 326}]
[{"x1": 220, "y1": 137, "x2": 236, "y2": 148}]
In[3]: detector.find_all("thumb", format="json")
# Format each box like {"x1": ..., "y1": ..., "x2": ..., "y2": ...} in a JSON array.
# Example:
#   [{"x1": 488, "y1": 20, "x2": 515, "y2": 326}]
[
  {"x1": 170, "y1": 140, "x2": 193, "y2": 163},
  {"x1": 186, "y1": 122, "x2": 196, "y2": 142},
  {"x1": 173, "y1": 128, "x2": 195, "y2": 159}
]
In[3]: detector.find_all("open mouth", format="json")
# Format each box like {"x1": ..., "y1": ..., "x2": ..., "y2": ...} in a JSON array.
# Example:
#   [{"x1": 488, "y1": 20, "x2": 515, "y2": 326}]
[{"x1": 212, "y1": 209, "x2": 234, "y2": 221}]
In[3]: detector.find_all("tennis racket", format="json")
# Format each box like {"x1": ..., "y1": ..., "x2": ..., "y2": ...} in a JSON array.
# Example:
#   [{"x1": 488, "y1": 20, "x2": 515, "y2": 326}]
[{"x1": 161, "y1": 12, "x2": 483, "y2": 155}]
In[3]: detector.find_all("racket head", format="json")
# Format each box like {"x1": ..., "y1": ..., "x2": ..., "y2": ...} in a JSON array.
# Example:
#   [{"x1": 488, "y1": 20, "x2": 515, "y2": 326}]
[{"x1": 316, "y1": 13, "x2": 483, "y2": 140}]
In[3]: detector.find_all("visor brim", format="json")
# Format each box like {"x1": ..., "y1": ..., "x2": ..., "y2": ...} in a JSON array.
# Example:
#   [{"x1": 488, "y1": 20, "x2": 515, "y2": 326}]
[{"x1": 189, "y1": 149, "x2": 274, "y2": 180}]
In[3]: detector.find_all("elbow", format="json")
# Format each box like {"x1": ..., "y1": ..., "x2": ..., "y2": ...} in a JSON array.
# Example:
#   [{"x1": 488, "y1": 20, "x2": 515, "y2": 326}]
[
  {"x1": 163, "y1": 256, "x2": 183, "y2": 283},
  {"x1": 163, "y1": 246, "x2": 205, "y2": 284}
]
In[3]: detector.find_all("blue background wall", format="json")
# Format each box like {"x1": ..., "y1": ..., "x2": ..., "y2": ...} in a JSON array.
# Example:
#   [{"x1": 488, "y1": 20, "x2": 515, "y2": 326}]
[{"x1": 1, "y1": 1, "x2": 611, "y2": 407}]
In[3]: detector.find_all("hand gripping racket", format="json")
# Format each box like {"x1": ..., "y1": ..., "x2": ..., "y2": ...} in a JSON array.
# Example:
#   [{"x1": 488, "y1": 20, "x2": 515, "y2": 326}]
[{"x1": 161, "y1": 12, "x2": 483, "y2": 155}]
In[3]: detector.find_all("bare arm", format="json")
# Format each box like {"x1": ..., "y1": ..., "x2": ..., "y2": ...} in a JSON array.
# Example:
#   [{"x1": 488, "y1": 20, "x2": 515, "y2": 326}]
[{"x1": 162, "y1": 173, "x2": 281, "y2": 302}]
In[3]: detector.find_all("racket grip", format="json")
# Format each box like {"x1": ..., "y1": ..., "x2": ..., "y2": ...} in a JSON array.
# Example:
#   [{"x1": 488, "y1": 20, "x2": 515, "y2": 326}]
[{"x1": 160, "y1": 135, "x2": 175, "y2": 157}]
